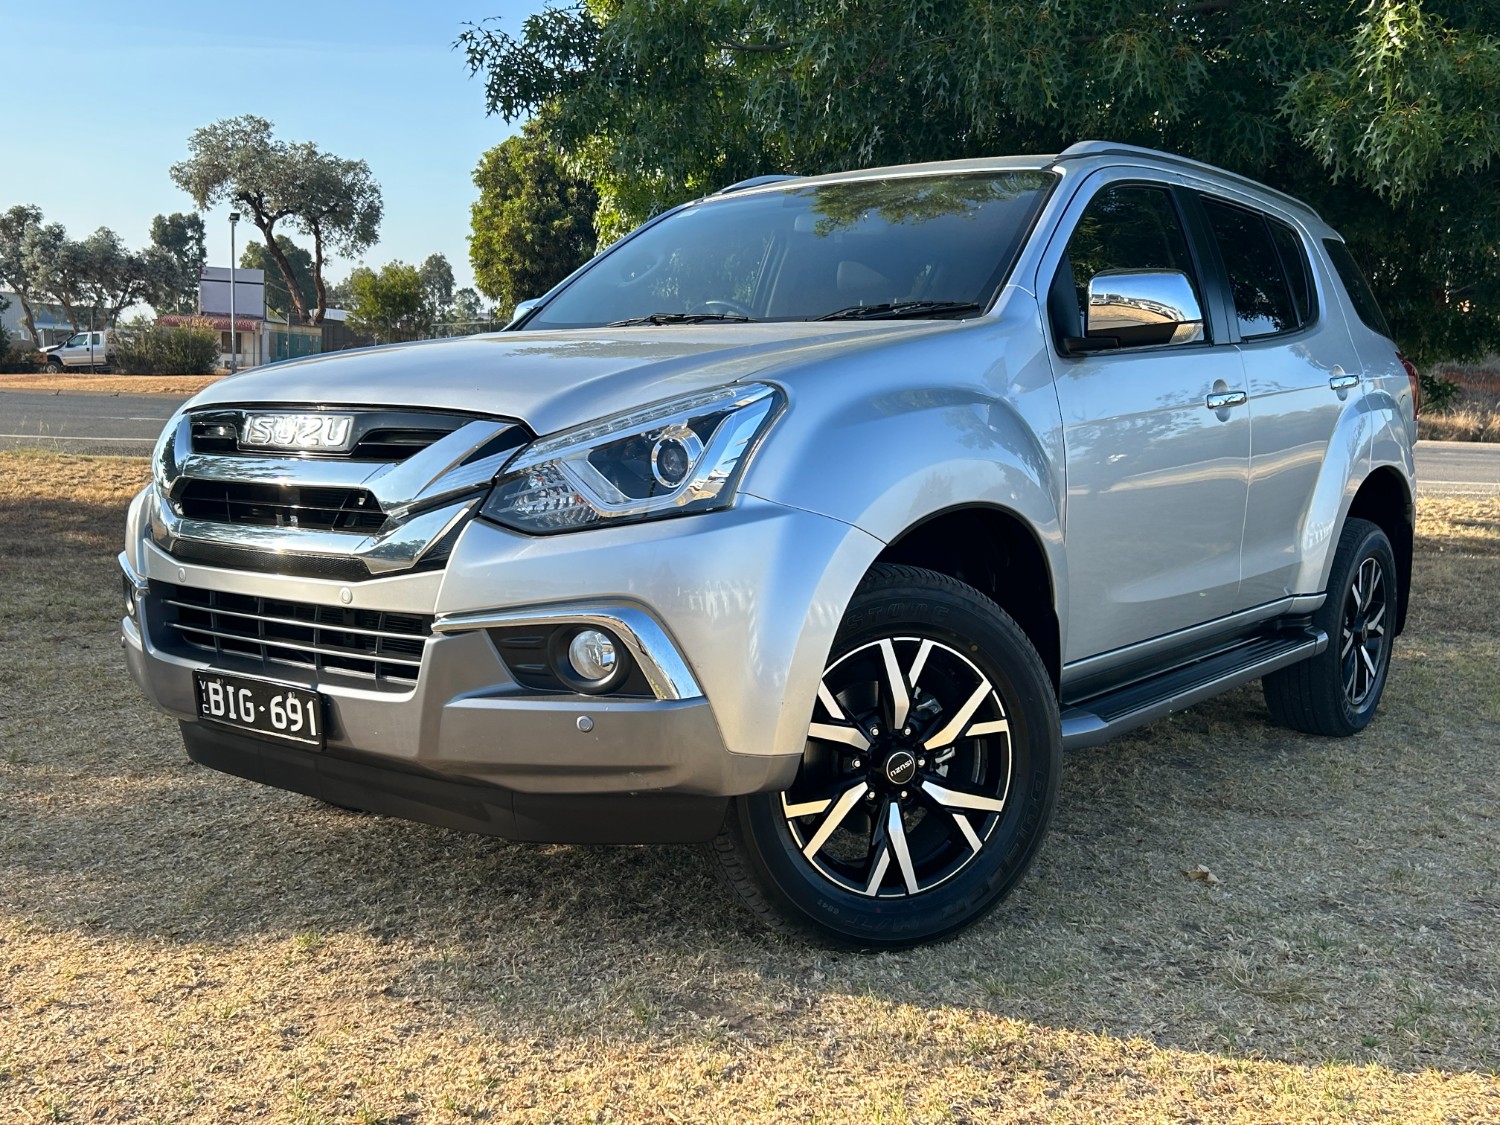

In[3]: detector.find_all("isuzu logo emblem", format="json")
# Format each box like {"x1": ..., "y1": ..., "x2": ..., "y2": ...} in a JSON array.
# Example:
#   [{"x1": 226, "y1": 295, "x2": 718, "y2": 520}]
[{"x1": 242, "y1": 413, "x2": 355, "y2": 452}]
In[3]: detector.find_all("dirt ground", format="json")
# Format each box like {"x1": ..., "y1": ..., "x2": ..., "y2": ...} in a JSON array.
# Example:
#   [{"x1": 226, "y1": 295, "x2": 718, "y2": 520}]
[
  {"x1": 0, "y1": 374, "x2": 224, "y2": 395},
  {"x1": 1, "y1": 451, "x2": 1497, "y2": 1123}
]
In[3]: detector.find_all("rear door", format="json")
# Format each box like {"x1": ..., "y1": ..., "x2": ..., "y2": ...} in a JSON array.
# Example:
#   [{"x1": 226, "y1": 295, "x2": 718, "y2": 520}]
[
  {"x1": 1190, "y1": 193, "x2": 1367, "y2": 605},
  {"x1": 1040, "y1": 172, "x2": 1252, "y2": 663}
]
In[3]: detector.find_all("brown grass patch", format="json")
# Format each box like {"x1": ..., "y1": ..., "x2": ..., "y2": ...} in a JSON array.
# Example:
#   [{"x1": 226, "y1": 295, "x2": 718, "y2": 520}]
[
  {"x1": 0, "y1": 373, "x2": 222, "y2": 394},
  {"x1": 2, "y1": 452, "x2": 1499, "y2": 1123},
  {"x1": 1422, "y1": 357, "x2": 1500, "y2": 442}
]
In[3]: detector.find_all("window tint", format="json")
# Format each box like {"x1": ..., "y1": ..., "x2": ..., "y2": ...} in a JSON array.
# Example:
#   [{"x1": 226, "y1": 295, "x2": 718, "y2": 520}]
[
  {"x1": 1323, "y1": 239, "x2": 1393, "y2": 340},
  {"x1": 1201, "y1": 198, "x2": 1297, "y2": 338},
  {"x1": 1059, "y1": 185, "x2": 1200, "y2": 336},
  {"x1": 1268, "y1": 219, "x2": 1313, "y2": 325}
]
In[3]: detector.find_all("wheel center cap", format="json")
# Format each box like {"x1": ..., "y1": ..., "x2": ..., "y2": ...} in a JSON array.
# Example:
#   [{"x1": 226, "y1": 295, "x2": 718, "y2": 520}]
[{"x1": 883, "y1": 749, "x2": 917, "y2": 787}]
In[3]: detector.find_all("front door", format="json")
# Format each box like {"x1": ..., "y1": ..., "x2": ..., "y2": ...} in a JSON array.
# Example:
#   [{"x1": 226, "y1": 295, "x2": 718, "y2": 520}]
[{"x1": 1042, "y1": 176, "x2": 1252, "y2": 663}]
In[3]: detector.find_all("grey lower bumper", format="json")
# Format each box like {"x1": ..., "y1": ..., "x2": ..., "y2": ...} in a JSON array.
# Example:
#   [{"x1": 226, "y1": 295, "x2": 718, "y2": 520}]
[{"x1": 180, "y1": 722, "x2": 733, "y2": 843}]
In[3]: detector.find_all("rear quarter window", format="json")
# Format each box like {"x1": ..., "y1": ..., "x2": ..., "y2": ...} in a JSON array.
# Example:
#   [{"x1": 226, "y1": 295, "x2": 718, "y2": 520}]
[
  {"x1": 1200, "y1": 197, "x2": 1299, "y2": 338},
  {"x1": 1323, "y1": 239, "x2": 1393, "y2": 340}
]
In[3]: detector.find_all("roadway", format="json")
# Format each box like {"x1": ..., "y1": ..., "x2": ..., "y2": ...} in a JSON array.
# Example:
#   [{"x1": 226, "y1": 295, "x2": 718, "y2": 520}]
[{"x1": 1, "y1": 389, "x2": 1497, "y2": 496}]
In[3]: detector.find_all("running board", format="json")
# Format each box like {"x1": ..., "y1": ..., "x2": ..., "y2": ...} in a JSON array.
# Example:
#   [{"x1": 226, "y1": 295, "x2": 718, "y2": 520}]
[{"x1": 1060, "y1": 629, "x2": 1327, "y2": 750}]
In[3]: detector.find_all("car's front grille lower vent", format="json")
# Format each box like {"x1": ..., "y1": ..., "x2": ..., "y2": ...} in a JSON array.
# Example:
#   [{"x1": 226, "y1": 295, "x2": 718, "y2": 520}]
[
  {"x1": 158, "y1": 583, "x2": 432, "y2": 686},
  {"x1": 177, "y1": 480, "x2": 386, "y2": 532}
]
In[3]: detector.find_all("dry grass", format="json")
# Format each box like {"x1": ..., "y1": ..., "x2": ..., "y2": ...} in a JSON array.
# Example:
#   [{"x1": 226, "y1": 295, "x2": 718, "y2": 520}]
[
  {"x1": 2, "y1": 450, "x2": 1498, "y2": 1123},
  {"x1": 1421, "y1": 358, "x2": 1500, "y2": 442},
  {"x1": 0, "y1": 374, "x2": 223, "y2": 395}
]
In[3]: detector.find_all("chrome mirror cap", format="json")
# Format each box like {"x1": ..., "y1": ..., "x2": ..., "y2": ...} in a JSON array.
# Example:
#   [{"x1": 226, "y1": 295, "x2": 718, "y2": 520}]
[
  {"x1": 507, "y1": 297, "x2": 542, "y2": 327},
  {"x1": 1085, "y1": 269, "x2": 1204, "y2": 347}
]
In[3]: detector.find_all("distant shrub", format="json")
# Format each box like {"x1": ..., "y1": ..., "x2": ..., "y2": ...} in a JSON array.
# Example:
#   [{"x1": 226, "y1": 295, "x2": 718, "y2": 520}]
[
  {"x1": 114, "y1": 318, "x2": 219, "y2": 375},
  {"x1": 1420, "y1": 371, "x2": 1461, "y2": 413}
]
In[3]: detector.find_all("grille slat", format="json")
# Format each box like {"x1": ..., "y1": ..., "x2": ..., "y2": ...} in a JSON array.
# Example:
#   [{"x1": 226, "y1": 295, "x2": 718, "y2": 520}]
[
  {"x1": 178, "y1": 481, "x2": 386, "y2": 533},
  {"x1": 158, "y1": 584, "x2": 432, "y2": 687}
]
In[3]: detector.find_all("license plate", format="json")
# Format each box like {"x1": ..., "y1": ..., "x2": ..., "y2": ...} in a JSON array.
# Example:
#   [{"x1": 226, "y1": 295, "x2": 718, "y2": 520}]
[{"x1": 193, "y1": 671, "x2": 325, "y2": 748}]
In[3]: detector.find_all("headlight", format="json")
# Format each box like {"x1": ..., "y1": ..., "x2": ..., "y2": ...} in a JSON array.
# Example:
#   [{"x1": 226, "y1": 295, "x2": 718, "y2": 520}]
[{"x1": 480, "y1": 383, "x2": 783, "y2": 534}]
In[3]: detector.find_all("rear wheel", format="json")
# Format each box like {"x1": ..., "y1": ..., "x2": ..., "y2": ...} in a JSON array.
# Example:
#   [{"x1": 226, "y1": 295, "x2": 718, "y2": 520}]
[
  {"x1": 708, "y1": 564, "x2": 1061, "y2": 949},
  {"x1": 1263, "y1": 518, "x2": 1397, "y2": 736}
]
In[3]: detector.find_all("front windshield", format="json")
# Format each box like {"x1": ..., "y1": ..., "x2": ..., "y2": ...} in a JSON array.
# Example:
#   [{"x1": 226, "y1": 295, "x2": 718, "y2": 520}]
[{"x1": 522, "y1": 170, "x2": 1056, "y2": 329}]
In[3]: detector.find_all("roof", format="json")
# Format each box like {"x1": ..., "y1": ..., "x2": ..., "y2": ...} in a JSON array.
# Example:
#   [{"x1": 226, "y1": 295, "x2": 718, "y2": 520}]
[{"x1": 159, "y1": 314, "x2": 261, "y2": 332}]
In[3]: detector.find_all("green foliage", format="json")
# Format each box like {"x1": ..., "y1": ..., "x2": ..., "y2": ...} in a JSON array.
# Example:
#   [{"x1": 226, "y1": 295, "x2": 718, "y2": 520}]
[
  {"x1": 347, "y1": 261, "x2": 426, "y2": 342},
  {"x1": 171, "y1": 115, "x2": 383, "y2": 325},
  {"x1": 113, "y1": 317, "x2": 220, "y2": 375},
  {"x1": 419, "y1": 253, "x2": 456, "y2": 322},
  {"x1": 1421, "y1": 370, "x2": 1462, "y2": 412},
  {"x1": 0, "y1": 204, "x2": 46, "y2": 344},
  {"x1": 242, "y1": 237, "x2": 316, "y2": 321},
  {"x1": 469, "y1": 122, "x2": 598, "y2": 314},
  {"x1": 145, "y1": 213, "x2": 206, "y2": 315},
  {"x1": 459, "y1": 0, "x2": 1500, "y2": 363}
]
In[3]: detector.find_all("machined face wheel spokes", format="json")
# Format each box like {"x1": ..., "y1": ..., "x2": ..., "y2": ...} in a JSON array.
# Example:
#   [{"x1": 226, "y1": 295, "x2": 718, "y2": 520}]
[
  {"x1": 784, "y1": 636, "x2": 1013, "y2": 898},
  {"x1": 1341, "y1": 556, "x2": 1388, "y2": 707}
]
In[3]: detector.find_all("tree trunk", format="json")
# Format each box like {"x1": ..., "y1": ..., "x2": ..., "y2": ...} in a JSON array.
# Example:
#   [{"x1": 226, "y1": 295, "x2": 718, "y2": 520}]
[
  {"x1": 15, "y1": 291, "x2": 39, "y2": 348},
  {"x1": 57, "y1": 296, "x2": 80, "y2": 332},
  {"x1": 310, "y1": 224, "x2": 328, "y2": 326},
  {"x1": 255, "y1": 218, "x2": 309, "y2": 325}
]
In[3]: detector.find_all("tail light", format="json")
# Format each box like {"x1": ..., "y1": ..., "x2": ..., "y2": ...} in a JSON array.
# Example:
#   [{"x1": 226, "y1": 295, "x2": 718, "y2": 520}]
[{"x1": 1399, "y1": 353, "x2": 1421, "y2": 418}]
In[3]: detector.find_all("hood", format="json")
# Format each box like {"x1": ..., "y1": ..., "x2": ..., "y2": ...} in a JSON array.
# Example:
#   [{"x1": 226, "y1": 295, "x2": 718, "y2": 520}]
[{"x1": 183, "y1": 322, "x2": 954, "y2": 434}]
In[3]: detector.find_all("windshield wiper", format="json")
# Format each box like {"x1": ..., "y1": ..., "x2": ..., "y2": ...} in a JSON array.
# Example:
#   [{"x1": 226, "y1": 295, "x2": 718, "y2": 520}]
[
  {"x1": 816, "y1": 300, "x2": 985, "y2": 321},
  {"x1": 606, "y1": 312, "x2": 755, "y2": 326}
]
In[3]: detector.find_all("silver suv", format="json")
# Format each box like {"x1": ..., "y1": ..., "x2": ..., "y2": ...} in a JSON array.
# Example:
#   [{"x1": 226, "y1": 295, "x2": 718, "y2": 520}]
[{"x1": 121, "y1": 142, "x2": 1418, "y2": 948}]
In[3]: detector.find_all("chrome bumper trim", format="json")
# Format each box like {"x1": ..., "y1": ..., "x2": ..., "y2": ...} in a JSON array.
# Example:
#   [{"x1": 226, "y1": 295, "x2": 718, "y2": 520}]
[{"x1": 432, "y1": 603, "x2": 704, "y2": 702}]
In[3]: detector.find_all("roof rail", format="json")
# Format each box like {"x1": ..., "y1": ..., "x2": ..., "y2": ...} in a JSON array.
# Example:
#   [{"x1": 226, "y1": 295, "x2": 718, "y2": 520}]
[
  {"x1": 716, "y1": 174, "x2": 801, "y2": 195},
  {"x1": 1055, "y1": 141, "x2": 1321, "y2": 219}
]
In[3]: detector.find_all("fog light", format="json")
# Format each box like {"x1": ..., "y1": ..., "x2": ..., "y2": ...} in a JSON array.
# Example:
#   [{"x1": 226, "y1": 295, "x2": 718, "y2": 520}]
[{"x1": 567, "y1": 628, "x2": 618, "y2": 684}]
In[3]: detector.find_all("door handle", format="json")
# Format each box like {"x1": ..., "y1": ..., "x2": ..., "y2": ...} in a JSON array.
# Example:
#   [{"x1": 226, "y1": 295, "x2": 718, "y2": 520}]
[
  {"x1": 1206, "y1": 390, "x2": 1248, "y2": 410},
  {"x1": 1329, "y1": 373, "x2": 1359, "y2": 391}
]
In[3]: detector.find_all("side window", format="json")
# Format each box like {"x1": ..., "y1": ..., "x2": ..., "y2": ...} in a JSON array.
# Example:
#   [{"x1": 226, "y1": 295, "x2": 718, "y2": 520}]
[
  {"x1": 1201, "y1": 197, "x2": 1297, "y2": 338},
  {"x1": 1268, "y1": 219, "x2": 1314, "y2": 325},
  {"x1": 1053, "y1": 184, "x2": 1201, "y2": 344}
]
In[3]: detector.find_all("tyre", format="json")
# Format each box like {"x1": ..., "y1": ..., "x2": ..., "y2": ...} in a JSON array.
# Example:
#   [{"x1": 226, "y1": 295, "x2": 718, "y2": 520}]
[
  {"x1": 43, "y1": 359, "x2": 64, "y2": 374},
  {"x1": 1263, "y1": 517, "x2": 1397, "y2": 736},
  {"x1": 708, "y1": 564, "x2": 1061, "y2": 949}
]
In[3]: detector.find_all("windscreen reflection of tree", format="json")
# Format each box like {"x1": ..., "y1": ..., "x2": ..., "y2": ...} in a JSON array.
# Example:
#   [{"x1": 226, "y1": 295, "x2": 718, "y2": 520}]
[
  {"x1": 802, "y1": 173, "x2": 1050, "y2": 237},
  {"x1": 1065, "y1": 187, "x2": 1198, "y2": 323},
  {"x1": 642, "y1": 231, "x2": 774, "y2": 310}
]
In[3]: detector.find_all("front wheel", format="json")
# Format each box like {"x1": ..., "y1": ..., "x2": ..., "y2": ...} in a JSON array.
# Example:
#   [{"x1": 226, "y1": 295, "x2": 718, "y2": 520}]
[
  {"x1": 43, "y1": 359, "x2": 64, "y2": 374},
  {"x1": 708, "y1": 564, "x2": 1061, "y2": 949}
]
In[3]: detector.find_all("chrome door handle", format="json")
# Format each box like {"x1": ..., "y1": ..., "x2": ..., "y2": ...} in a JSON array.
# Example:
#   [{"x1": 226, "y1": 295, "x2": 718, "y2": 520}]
[
  {"x1": 1206, "y1": 390, "x2": 1248, "y2": 410},
  {"x1": 1330, "y1": 373, "x2": 1359, "y2": 391}
]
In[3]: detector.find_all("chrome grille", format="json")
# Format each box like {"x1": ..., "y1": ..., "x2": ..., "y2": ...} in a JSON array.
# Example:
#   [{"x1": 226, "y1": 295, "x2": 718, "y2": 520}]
[
  {"x1": 189, "y1": 410, "x2": 478, "y2": 461},
  {"x1": 158, "y1": 583, "x2": 432, "y2": 686},
  {"x1": 177, "y1": 480, "x2": 386, "y2": 532}
]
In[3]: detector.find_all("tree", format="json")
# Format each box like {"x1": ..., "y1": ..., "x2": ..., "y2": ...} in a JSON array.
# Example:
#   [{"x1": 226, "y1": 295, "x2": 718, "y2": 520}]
[
  {"x1": 0, "y1": 205, "x2": 46, "y2": 345},
  {"x1": 145, "y1": 212, "x2": 206, "y2": 314},
  {"x1": 241, "y1": 236, "x2": 316, "y2": 321},
  {"x1": 468, "y1": 122, "x2": 598, "y2": 316},
  {"x1": 286, "y1": 143, "x2": 383, "y2": 324},
  {"x1": 459, "y1": 0, "x2": 1500, "y2": 363},
  {"x1": 72, "y1": 228, "x2": 151, "y2": 326},
  {"x1": 346, "y1": 261, "x2": 426, "y2": 343},
  {"x1": 170, "y1": 115, "x2": 383, "y2": 326},
  {"x1": 418, "y1": 253, "x2": 455, "y2": 323},
  {"x1": 451, "y1": 286, "x2": 486, "y2": 323},
  {"x1": 24, "y1": 222, "x2": 86, "y2": 331}
]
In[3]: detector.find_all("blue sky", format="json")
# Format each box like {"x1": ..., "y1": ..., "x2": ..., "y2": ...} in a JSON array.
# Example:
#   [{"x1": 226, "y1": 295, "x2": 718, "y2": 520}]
[{"x1": 1, "y1": 0, "x2": 544, "y2": 293}]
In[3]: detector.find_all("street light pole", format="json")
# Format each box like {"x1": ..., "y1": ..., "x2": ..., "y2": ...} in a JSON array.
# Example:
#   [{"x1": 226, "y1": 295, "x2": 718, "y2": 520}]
[{"x1": 228, "y1": 211, "x2": 240, "y2": 374}]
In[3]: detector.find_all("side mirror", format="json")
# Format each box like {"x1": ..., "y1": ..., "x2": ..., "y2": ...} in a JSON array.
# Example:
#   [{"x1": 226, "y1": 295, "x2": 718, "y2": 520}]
[
  {"x1": 506, "y1": 297, "x2": 542, "y2": 327},
  {"x1": 1064, "y1": 269, "x2": 1204, "y2": 354}
]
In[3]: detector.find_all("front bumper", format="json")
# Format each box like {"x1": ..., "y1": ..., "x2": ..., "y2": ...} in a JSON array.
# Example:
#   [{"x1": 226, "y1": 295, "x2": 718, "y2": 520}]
[{"x1": 121, "y1": 493, "x2": 882, "y2": 841}]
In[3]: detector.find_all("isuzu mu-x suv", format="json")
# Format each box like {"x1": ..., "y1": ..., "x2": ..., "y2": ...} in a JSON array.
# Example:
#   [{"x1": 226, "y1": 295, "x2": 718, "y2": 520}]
[{"x1": 122, "y1": 142, "x2": 1417, "y2": 947}]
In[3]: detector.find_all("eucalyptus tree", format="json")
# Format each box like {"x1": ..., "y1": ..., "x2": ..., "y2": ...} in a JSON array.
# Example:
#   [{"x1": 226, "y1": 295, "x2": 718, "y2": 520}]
[
  {"x1": 146, "y1": 212, "x2": 207, "y2": 315},
  {"x1": 0, "y1": 205, "x2": 47, "y2": 344},
  {"x1": 286, "y1": 143, "x2": 383, "y2": 324}
]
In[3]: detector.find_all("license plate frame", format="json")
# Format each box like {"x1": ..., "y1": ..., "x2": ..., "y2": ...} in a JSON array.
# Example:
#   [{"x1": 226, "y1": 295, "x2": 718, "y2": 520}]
[{"x1": 193, "y1": 670, "x2": 326, "y2": 748}]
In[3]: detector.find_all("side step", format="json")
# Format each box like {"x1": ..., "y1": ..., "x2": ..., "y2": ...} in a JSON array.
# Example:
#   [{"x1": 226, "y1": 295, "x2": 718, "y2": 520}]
[{"x1": 1060, "y1": 629, "x2": 1327, "y2": 750}]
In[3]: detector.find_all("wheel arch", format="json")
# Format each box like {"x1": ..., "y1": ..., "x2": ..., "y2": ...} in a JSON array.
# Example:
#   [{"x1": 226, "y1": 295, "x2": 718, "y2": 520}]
[
  {"x1": 1346, "y1": 465, "x2": 1414, "y2": 635},
  {"x1": 873, "y1": 504, "x2": 1062, "y2": 693}
]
